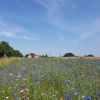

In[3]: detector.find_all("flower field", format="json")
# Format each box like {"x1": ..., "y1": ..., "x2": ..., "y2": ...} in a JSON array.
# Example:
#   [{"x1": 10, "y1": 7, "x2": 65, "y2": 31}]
[{"x1": 0, "y1": 58, "x2": 100, "y2": 100}]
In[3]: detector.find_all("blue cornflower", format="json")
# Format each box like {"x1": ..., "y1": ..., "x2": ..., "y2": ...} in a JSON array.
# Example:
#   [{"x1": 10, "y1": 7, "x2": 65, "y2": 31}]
[
  {"x1": 4, "y1": 80, "x2": 10, "y2": 84},
  {"x1": 10, "y1": 90, "x2": 14, "y2": 96},
  {"x1": 85, "y1": 96, "x2": 91, "y2": 100},
  {"x1": 64, "y1": 95, "x2": 71, "y2": 100},
  {"x1": 77, "y1": 88, "x2": 80, "y2": 93},
  {"x1": 64, "y1": 91, "x2": 67, "y2": 95},
  {"x1": 10, "y1": 90, "x2": 14, "y2": 93},
  {"x1": 72, "y1": 91, "x2": 77, "y2": 95}
]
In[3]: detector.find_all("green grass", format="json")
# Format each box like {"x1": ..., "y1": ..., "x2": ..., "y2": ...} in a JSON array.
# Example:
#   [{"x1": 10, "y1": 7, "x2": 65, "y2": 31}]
[
  {"x1": 0, "y1": 57, "x2": 21, "y2": 69},
  {"x1": 0, "y1": 58, "x2": 100, "y2": 100}
]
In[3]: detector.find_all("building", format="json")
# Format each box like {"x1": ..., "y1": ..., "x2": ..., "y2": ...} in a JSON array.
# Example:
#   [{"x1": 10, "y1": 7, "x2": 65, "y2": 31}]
[{"x1": 27, "y1": 53, "x2": 40, "y2": 59}]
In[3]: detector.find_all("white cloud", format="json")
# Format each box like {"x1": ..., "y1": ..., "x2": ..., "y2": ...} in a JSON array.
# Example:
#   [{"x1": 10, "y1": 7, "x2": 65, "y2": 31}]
[
  {"x1": 71, "y1": 18, "x2": 100, "y2": 39},
  {"x1": 0, "y1": 18, "x2": 24, "y2": 37},
  {"x1": 23, "y1": 35, "x2": 39, "y2": 41},
  {"x1": 0, "y1": 31, "x2": 14, "y2": 37},
  {"x1": 0, "y1": 26, "x2": 24, "y2": 38},
  {"x1": 0, "y1": 18, "x2": 39, "y2": 41},
  {"x1": 50, "y1": 17, "x2": 100, "y2": 43},
  {"x1": 34, "y1": 0, "x2": 64, "y2": 18},
  {"x1": 23, "y1": 36, "x2": 33, "y2": 40},
  {"x1": 34, "y1": 0, "x2": 100, "y2": 41},
  {"x1": 34, "y1": 0, "x2": 48, "y2": 8}
]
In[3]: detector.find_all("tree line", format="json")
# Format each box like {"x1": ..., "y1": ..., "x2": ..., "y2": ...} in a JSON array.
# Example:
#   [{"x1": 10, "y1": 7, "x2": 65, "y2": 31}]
[
  {"x1": 0, "y1": 41, "x2": 94, "y2": 58},
  {"x1": 63, "y1": 53, "x2": 94, "y2": 57},
  {"x1": 0, "y1": 41, "x2": 23, "y2": 57}
]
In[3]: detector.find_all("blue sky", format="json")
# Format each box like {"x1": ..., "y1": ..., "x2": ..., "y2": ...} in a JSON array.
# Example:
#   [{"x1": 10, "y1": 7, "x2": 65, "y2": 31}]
[{"x1": 0, "y1": 0, "x2": 100, "y2": 56}]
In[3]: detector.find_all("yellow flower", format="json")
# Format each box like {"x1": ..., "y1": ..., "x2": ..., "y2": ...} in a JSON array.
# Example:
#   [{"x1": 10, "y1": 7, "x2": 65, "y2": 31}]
[{"x1": 3, "y1": 91, "x2": 5, "y2": 93}]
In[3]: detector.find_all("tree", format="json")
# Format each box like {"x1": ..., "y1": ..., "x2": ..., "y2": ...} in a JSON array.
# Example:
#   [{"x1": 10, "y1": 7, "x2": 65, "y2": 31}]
[
  {"x1": 41, "y1": 54, "x2": 48, "y2": 57},
  {"x1": 63, "y1": 52, "x2": 75, "y2": 57},
  {"x1": 0, "y1": 43, "x2": 4, "y2": 57},
  {"x1": 0, "y1": 41, "x2": 14, "y2": 57},
  {"x1": 25, "y1": 53, "x2": 36, "y2": 58},
  {"x1": 0, "y1": 51, "x2": 4, "y2": 57},
  {"x1": 0, "y1": 41, "x2": 23, "y2": 57},
  {"x1": 13, "y1": 50, "x2": 23, "y2": 57},
  {"x1": 84, "y1": 55, "x2": 94, "y2": 57},
  {"x1": 25, "y1": 54, "x2": 28, "y2": 58}
]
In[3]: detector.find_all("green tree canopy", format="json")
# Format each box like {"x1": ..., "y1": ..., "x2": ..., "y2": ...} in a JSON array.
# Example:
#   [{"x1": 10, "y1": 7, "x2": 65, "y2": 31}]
[
  {"x1": 0, "y1": 41, "x2": 23, "y2": 57},
  {"x1": 84, "y1": 54, "x2": 94, "y2": 57},
  {"x1": 63, "y1": 52, "x2": 75, "y2": 57}
]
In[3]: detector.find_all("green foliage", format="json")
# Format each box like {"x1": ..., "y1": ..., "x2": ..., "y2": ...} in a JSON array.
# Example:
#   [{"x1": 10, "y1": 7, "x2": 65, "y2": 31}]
[
  {"x1": 0, "y1": 58, "x2": 99, "y2": 100},
  {"x1": 25, "y1": 54, "x2": 28, "y2": 58},
  {"x1": 0, "y1": 51, "x2": 4, "y2": 57},
  {"x1": 63, "y1": 52, "x2": 75, "y2": 57},
  {"x1": 0, "y1": 41, "x2": 23, "y2": 57},
  {"x1": 25, "y1": 53, "x2": 36, "y2": 58},
  {"x1": 84, "y1": 55, "x2": 94, "y2": 57},
  {"x1": 13, "y1": 50, "x2": 23, "y2": 57},
  {"x1": 41, "y1": 54, "x2": 48, "y2": 57}
]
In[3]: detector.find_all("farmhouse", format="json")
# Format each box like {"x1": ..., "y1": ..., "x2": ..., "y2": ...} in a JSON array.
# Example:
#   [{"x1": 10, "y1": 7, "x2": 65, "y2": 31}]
[{"x1": 27, "y1": 53, "x2": 40, "y2": 59}]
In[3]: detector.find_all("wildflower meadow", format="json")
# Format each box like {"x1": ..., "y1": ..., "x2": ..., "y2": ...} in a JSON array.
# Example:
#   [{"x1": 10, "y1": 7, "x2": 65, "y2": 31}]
[{"x1": 0, "y1": 58, "x2": 100, "y2": 100}]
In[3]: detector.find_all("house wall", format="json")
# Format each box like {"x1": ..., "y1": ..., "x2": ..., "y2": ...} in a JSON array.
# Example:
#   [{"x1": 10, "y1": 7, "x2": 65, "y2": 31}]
[
  {"x1": 27, "y1": 54, "x2": 40, "y2": 59},
  {"x1": 28, "y1": 55, "x2": 32, "y2": 59},
  {"x1": 34, "y1": 55, "x2": 39, "y2": 59}
]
